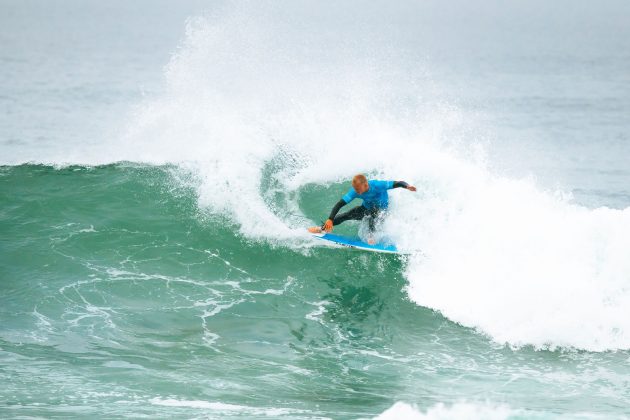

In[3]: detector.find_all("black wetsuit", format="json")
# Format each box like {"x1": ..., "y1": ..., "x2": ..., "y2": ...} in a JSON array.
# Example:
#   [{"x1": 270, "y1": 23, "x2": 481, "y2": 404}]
[{"x1": 325, "y1": 181, "x2": 409, "y2": 232}]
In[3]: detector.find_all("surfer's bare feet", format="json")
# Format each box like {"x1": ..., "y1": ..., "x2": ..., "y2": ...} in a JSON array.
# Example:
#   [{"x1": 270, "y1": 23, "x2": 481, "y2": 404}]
[
  {"x1": 367, "y1": 237, "x2": 376, "y2": 245},
  {"x1": 308, "y1": 226, "x2": 323, "y2": 233}
]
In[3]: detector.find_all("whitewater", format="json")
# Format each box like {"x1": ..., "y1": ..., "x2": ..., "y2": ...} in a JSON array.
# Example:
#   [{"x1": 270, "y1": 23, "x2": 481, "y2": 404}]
[{"x1": 2, "y1": 0, "x2": 630, "y2": 418}]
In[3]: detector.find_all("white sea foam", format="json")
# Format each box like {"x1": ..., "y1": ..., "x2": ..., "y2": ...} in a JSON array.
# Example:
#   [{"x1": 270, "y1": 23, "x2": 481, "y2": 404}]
[
  {"x1": 373, "y1": 402, "x2": 516, "y2": 420},
  {"x1": 149, "y1": 397, "x2": 304, "y2": 416},
  {"x1": 373, "y1": 401, "x2": 615, "y2": 420},
  {"x1": 399, "y1": 166, "x2": 630, "y2": 351}
]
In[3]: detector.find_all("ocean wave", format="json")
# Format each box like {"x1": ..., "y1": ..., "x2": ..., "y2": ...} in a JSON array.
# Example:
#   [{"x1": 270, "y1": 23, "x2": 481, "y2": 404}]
[
  {"x1": 127, "y1": 6, "x2": 630, "y2": 352},
  {"x1": 6, "y1": 3, "x2": 630, "y2": 352}
]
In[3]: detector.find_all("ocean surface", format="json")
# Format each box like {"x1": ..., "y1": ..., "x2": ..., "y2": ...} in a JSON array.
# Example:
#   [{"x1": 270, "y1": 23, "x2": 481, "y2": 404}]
[{"x1": 2, "y1": 1, "x2": 630, "y2": 418}]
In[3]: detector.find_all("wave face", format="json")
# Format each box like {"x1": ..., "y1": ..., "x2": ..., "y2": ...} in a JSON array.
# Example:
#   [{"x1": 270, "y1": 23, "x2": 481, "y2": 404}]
[{"x1": 3, "y1": 1, "x2": 630, "y2": 418}]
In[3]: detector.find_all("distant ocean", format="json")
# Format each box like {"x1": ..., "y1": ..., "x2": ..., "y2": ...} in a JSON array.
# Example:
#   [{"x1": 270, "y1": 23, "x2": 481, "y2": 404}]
[{"x1": 2, "y1": 1, "x2": 630, "y2": 418}]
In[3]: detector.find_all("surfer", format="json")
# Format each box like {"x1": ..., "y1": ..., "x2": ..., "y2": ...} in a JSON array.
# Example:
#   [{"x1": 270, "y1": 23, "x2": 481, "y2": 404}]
[{"x1": 308, "y1": 174, "x2": 416, "y2": 244}]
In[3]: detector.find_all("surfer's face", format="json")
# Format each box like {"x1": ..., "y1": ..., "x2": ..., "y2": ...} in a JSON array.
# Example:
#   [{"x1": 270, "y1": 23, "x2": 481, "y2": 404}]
[{"x1": 353, "y1": 181, "x2": 369, "y2": 194}]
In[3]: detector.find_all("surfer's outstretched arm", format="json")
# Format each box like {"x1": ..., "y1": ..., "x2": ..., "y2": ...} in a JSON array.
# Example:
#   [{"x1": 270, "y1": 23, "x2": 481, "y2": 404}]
[
  {"x1": 323, "y1": 199, "x2": 347, "y2": 232},
  {"x1": 393, "y1": 181, "x2": 417, "y2": 191},
  {"x1": 328, "y1": 200, "x2": 347, "y2": 221}
]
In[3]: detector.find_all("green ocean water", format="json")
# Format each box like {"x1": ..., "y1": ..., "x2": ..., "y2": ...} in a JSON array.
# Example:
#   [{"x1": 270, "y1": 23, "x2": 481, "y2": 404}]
[
  {"x1": 2, "y1": 164, "x2": 629, "y2": 418},
  {"x1": 3, "y1": 0, "x2": 630, "y2": 418}
]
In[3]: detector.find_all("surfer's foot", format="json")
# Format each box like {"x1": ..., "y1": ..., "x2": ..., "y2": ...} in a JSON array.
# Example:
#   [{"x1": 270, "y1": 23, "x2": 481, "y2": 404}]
[
  {"x1": 367, "y1": 237, "x2": 376, "y2": 245},
  {"x1": 308, "y1": 226, "x2": 323, "y2": 233}
]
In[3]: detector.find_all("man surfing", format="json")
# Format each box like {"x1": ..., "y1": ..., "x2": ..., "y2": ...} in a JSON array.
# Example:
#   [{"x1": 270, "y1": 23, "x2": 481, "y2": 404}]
[{"x1": 308, "y1": 174, "x2": 416, "y2": 244}]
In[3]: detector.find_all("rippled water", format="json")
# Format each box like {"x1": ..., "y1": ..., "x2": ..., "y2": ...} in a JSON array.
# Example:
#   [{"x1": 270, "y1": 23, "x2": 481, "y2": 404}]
[{"x1": 2, "y1": 1, "x2": 630, "y2": 418}]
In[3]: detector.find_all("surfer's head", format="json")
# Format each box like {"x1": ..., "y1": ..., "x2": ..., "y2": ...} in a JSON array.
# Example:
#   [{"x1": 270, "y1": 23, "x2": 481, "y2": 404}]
[{"x1": 352, "y1": 174, "x2": 369, "y2": 194}]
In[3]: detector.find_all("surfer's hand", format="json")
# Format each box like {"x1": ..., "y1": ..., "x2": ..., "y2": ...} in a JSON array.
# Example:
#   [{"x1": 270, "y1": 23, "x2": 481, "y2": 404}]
[
  {"x1": 407, "y1": 185, "x2": 417, "y2": 192},
  {"x1": 323, "y1": 219, "x2": 333, "y2": 232}
]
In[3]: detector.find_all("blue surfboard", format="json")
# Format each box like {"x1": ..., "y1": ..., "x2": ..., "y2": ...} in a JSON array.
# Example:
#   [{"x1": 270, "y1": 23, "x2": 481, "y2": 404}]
[{"x1": 310, "y1": 232, "x2": 398, "y2": 254}]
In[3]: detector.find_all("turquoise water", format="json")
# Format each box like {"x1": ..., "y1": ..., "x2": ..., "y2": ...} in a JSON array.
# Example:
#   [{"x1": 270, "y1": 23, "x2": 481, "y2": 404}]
[
  {"x1": 2, "y1": 1, "x2": 630, "y2": 418},
  {"x1": 3, "y1": 164, "x2": 629, "y2": 418}
]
